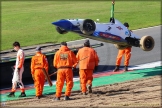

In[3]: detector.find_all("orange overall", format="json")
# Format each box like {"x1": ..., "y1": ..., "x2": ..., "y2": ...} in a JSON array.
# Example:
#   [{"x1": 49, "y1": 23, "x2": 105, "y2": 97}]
[
  {"x1": 76, "y1": 47, "x2": 99, "y2": 93},
  {"x1": 53, "y1": 46, "x2": 77, "y2": 98},
  {"x1": 31, "y1": 52, "x2": 48, "y2": 97},
  {"x1": 115, "y1": 47, "x2": 131, "y2": 66}
]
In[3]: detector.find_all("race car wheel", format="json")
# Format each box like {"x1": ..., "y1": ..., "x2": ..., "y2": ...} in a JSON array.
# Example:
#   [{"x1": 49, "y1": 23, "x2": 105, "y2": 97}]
[
  {"x1": 56, "y1": 26, "x2": 68, "y2": 34},
  {"x1": 80, "y1": 19, "x2": 96, "y2": 35},
  {"x1": 114, "y1": 44, "x2": 131, "y2": 50},
  {"x1": 140, "y1": 35, "x2": 154, "y2": 51}
]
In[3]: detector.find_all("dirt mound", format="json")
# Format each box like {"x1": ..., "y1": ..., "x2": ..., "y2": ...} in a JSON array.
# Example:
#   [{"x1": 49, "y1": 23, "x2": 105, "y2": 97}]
[{"x1": 2, "y1": 75, "x2": 161, "y2": 107}]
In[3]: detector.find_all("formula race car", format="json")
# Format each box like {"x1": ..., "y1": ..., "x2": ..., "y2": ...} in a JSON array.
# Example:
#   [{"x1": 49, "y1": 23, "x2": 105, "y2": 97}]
[{"x1": 51, "y1": 1, "x2": 154, "y2": 51}]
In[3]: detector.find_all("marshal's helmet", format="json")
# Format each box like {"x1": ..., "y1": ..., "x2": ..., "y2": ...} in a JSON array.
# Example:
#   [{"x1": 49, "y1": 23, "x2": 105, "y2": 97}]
[{"x1": 123, "y1": 22, "x2": 129, "y2": 27}]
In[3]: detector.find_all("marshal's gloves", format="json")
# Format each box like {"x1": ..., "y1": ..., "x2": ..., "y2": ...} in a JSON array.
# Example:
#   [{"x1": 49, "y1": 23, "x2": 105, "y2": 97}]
[
  {"x1": 53, "y1": 67, "x2": 57, "y2": 72},
  {"x1": 17, "y1": 68, "x2": 20, "y2": 72},
  {"x1": 11, "y1": 66, "x2": 20, "y2": 72}
]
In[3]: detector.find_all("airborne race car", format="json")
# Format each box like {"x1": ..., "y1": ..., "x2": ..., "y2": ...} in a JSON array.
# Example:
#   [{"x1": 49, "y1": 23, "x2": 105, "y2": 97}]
[
  {"x1": 51, "y1": 0, "x2": 154, "y2": 51},
  {"x1": 52, "y1": 18, "x2": 154, "y2": 51}
]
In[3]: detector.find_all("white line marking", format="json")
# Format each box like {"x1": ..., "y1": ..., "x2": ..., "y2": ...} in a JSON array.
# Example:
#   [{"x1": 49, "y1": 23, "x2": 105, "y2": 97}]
[
  {"x1": 129, "y1": 61, "x2": 161, "y2": 70},
  {"x1": 133, "y1": 25, "x2": 161, "y2": 31},
  {"x1": 67, "y1": 38, "x2": 88, "y2": 43}
]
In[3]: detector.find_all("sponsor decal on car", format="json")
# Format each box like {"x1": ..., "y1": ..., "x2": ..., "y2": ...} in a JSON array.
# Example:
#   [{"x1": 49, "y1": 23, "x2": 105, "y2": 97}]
[
  {"x1": 99, "y1": 32, "x2": 121, "y2": 40},
  {"x1": 116, "y1": 26, "x2": 123, "y2": 30},
  {"x1": 105, "y1": 26, "x2": 111, "y2": 32},
  {"x1": 93, "y1": 31, "x2": 99, "y2": 37},
  {"x1": 77, "y1": 22, "x2": 80, "y2": 26},
  {"x1": 125, "y1": 31, "x2": 129, "y2": 35}
]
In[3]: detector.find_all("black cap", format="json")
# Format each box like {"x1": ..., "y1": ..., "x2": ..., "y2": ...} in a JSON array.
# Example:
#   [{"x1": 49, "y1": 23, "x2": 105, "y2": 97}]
[
  {"x1": 84, "y1": 40, "x2": 90, "y2": 46},
  {"x1": 123, "y1": 22, "x2": 129, "y2": 27},
  {"x1": 61, "y1": 42, "x2": 67, "y2": 46},
  {"x1": 36, "y1": 46, "x2": 41, "y2": 51}
]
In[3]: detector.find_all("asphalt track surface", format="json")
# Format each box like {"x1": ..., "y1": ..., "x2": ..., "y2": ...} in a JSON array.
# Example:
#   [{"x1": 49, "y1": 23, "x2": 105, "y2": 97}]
[
  {"x1": 67, "y1": 25, "x2": 161, "y2": 72},
  {"x1": 0, "y1": 26, "x2": 161, "y2": 89}
]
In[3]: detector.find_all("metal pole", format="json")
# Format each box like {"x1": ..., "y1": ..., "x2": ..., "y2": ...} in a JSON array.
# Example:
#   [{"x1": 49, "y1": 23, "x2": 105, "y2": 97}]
[
  {"x1": 110, "y1": 0, "x2": 115, "y2": 23},
  {"x1": 111, "y1": 0, "x2": 115, "y2": 18},
  {"x1": 49, "y1": 56, "x2": 89, "y2": 77}
]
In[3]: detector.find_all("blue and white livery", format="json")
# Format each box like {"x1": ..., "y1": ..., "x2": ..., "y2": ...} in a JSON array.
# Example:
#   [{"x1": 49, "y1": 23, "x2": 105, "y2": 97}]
[{"x1": 52, "y1": 18, "x2": 154, "y2": 51}]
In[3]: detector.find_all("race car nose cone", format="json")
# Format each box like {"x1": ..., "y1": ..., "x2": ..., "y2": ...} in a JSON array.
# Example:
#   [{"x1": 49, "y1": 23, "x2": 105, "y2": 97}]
[{"x1": 52, "y1": 19, "x2": 72, "y2": 31}]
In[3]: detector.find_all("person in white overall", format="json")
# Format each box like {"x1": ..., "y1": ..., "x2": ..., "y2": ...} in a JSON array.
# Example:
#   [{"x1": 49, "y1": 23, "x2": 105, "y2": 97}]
[{"x1": 7, "y1": 41, "x2": 26, "y2": 97}]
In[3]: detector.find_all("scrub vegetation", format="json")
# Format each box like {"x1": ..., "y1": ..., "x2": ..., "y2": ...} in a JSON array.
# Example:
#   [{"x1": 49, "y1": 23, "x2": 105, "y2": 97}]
[{"x1": 1, "y1": 1, "x2": 161, "y2": 50}]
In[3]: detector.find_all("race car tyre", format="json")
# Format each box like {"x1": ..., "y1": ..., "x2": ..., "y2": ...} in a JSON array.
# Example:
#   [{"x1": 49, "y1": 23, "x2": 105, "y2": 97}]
[
  {"x1": 80, "y1": 19, "x2": 96, "y2": 35},
  {"x1": 114, "y1": 44, "x2": 131, "y2": 50},
  {"x1": 56, "y1": 26, "x2": 68, "y2": 34},
  {"x1": 140, "y1": 35, "x2": 154, "y2": 51}
]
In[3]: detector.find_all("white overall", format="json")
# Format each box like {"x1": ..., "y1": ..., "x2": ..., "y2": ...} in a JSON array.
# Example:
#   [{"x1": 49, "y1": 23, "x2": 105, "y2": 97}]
[{"x1": 12, "y1": 49, "x2": 25, "y2": 91}]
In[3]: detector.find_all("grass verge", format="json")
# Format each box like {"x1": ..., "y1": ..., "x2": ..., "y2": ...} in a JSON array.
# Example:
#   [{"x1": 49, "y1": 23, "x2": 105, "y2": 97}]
[{"x1": 1, "y1": 1, "x2": 161, "y2": 50}]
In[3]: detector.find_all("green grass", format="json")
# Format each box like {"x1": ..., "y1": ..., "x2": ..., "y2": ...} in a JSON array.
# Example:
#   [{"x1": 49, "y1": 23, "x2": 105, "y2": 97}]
[{"x1": 1, "y1": 1, "x2": 161, "y2": 51}]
